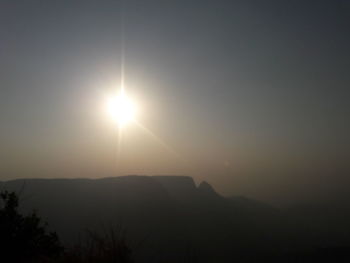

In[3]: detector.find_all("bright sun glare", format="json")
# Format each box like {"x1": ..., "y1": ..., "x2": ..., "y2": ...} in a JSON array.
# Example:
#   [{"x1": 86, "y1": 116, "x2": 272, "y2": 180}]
[{"x1": 107, "y1": 91, "x2": 137, "y2": 127}]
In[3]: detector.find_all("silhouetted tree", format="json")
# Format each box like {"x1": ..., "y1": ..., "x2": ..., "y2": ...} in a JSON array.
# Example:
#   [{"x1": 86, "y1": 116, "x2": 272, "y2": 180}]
[{"x1": 0, "y1": 191, "x2": 63, "y2": 263}]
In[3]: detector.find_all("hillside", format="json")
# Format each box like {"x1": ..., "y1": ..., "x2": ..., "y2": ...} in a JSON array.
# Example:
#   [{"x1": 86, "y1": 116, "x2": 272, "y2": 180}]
[{"x1": 1, "y1": 175, "x2": 349, "y2": 262}]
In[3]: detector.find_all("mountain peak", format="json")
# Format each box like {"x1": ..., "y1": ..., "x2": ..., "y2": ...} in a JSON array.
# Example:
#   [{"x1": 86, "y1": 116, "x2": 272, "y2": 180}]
[
  {"x1": 152, "y1": 175, "x2": 197, "y2": 202},
  {"x1": 198, "y1": 181, "x2": 214, "y2": 191},
  {"x1": 198, "y1": 181, "x2": 220, "y2": 198}
]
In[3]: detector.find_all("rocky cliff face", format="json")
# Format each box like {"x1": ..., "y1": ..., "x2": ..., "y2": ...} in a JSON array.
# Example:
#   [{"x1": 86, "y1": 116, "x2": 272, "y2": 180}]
[
  {"x1": 153, "y1": 176, "x2": 223, "y2": 204},
  {"x1": 198, "y1": 181, "x2": 220, "y2": 198},
  {"x1": 152, "y1": 175, "x2": 197, "y2": 202}
]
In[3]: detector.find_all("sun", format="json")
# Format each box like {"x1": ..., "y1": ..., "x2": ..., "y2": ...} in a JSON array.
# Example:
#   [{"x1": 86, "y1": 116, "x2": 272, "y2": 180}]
[{"x1": 107, "y1": 90, "x2": 137, "y2": 127}]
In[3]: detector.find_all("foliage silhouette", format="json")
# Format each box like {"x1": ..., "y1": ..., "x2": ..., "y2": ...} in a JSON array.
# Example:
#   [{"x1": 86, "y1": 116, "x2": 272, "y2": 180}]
[
  {"x1": 62, "y1": 228, "x2": 133, "y2": 263},
  {"x1": 0, "y1": 191, "x2": 63, "y2": 263}
]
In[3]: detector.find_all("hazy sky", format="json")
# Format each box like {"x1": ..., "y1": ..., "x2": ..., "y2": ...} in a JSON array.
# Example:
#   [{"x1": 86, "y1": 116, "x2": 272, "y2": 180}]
[{"x1": 1, "y1": 0, "x2": 349, "y2": 204}]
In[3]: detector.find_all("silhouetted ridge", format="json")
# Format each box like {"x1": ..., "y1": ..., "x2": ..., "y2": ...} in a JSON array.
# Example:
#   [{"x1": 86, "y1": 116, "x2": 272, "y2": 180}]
[
  {"x1": 3, "y1": 175, "x2": 344, "y2": 263},
  {"x1": 198, "y1": 181, "x2": 217, "y2": 193},
  {"x1": 152, "y1": 175, "x2": 197, "y2": 202},
  {"x1": 197, "y1": 181, "x2": 221, "y2": 200}
]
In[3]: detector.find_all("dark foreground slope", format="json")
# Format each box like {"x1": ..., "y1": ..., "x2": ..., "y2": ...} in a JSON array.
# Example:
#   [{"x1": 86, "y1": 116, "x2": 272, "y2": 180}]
[{"x1": 1, "y1": 176, "x2": 349, "y2": 263}]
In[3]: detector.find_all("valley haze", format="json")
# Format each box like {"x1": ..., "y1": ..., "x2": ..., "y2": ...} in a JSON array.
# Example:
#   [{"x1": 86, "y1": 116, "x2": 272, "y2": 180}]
[{"x1": 1, "y1": 175, "x2": 350, "y2": 262}]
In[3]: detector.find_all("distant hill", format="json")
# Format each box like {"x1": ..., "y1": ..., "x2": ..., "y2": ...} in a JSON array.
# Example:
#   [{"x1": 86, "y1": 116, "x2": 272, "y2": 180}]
[{"x1": 1, "y1": 175, "x2": 349, "y2": 263}]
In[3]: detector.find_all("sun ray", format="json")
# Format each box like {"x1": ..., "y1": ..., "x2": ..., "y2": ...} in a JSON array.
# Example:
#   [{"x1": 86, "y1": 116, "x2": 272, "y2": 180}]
[{"x1": 134, "y1": 121, "x2": 181, "y2": 159}]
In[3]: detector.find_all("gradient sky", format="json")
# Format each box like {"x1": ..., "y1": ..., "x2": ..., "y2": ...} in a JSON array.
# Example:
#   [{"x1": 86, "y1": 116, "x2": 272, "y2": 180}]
[{"x1": 1, "y1": 0, "x2": 349, "y2": 204}]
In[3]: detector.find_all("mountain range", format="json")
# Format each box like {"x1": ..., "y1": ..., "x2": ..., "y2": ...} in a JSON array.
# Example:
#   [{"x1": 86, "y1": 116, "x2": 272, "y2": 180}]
[{"x1": 1, "y1": 175, "x2": 349, "y2": 262}]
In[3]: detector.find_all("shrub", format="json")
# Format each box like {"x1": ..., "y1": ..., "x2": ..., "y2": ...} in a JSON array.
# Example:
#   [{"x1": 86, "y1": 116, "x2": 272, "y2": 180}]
[
  {"x1": 62, "y1": 228, "x2": 133, "y2": 263},
  {"x1": 0, "y1": 191, "x2": 63, "y2": 263}
]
